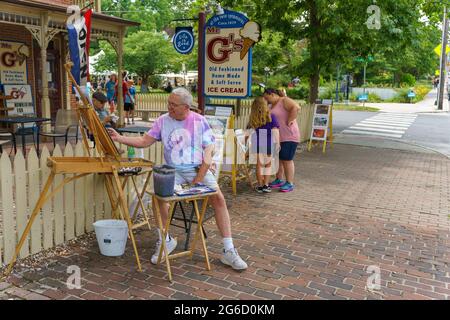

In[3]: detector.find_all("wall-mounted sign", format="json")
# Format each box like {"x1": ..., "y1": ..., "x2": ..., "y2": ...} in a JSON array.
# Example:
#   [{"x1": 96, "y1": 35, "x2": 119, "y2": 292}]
[
  {"x1": 3, "y1": 84, "x2": 34, "y2": 115},
  {"x1": 204, "y1": 9, "x2": 261, "y2": 98},
  {"x1": 173, "y1": 27, "x2": 195, "y2": 55},
  {"x1": 0, "y1": 40, "x2": 30, "y2": 84}
]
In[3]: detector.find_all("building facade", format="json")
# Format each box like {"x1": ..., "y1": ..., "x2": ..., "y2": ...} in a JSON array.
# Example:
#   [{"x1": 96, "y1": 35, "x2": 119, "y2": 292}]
[{"x1": 0, "y1": 0, "x2": 136, "y2": 123}]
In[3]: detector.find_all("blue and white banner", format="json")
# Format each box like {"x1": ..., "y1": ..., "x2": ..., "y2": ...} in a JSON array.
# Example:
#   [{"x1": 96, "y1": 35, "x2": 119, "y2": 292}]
[{"x1": 67, "y1": 8, "x2": 92, "y2": 87}]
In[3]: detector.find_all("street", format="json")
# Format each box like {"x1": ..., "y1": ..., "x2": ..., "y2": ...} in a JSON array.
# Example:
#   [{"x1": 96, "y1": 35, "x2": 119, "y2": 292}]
[{"x1": 333, "y1": 110, "x2": 450, "y2": 157}]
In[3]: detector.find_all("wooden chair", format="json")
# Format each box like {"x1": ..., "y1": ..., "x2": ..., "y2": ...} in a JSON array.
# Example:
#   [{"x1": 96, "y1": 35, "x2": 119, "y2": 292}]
[{"x1": 39, "y1": 109, "x2": 79, "y2": 148}]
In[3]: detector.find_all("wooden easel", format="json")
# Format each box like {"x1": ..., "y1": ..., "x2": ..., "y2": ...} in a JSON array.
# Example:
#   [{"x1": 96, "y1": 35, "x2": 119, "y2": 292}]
[
  {"x1": 219, "y1": 117, "x2": 255, "y2": 195},
  {"x1": 2, "y1": 63, "x2": 154, "y2": 278}
]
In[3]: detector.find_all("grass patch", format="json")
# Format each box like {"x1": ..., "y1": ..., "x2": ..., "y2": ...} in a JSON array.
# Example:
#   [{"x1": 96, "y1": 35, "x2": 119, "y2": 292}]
[{"x1": 334, "y1": 104, "x2": 380, "y2": 112}]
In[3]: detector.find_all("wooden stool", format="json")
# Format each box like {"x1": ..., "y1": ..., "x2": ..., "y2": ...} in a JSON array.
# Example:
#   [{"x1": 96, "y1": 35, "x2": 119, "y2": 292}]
[{"x1": 148, "y1": 191, "x2": 218, "y2": 282}]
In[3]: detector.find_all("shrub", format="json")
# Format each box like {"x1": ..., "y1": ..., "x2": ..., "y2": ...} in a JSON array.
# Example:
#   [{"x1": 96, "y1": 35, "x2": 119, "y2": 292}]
[
  {"x1": 287, "y1": 84, "x2": 309, "y2": 99},
  {"x1": 349, "y1": 92, "x2": 382, "y2": 103},
  {"x1": 400, "y1": 73, "x2": 416, "y2": 87},
  {"x1": 389, "y1": 85, "x2": 431, "y2": 103}
]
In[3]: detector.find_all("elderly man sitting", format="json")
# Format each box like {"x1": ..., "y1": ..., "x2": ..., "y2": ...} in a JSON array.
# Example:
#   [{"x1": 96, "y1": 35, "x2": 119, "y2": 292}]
[{"x1": 107, "y1": 88, "x2": 247, "y2": 270}]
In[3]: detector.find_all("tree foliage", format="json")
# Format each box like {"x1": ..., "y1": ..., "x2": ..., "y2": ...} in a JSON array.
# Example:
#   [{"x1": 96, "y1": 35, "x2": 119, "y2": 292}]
[
  {"x1": 222, "y1": 0, "x2": 441, "y2": 102},
  {"x1": 95, "y1": 31, "x2": 179, "y2": 88}
]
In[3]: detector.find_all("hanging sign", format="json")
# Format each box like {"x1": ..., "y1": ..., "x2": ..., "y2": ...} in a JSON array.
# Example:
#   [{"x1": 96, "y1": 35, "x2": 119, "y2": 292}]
[
  {"x1": 173, "y1": 27, "x2": 195, "y2": 55},
  {"x1": 0, "y1": 41, "x2": 30, "y2": 84},
  {"x1": 204, "y1": 9, "x2": 261, "y2": 98}
]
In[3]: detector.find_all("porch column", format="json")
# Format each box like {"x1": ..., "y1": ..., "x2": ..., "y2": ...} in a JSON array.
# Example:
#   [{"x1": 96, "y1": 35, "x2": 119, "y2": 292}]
[
  {"x1": 40, "y1": 13, "x2": 51, "y2": 122},
  {"x1": 117, "y1": 26, "x2": 125, "y2": 127},
  {"x1": 26, "y1": 13, "x2": 59, "y2": 125}
]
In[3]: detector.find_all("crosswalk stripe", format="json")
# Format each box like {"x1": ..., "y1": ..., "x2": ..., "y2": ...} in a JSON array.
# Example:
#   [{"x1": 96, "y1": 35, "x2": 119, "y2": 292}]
[
  {"x1": 342, "y1": 113, "x2": 418, "y2": 139},
  {"x1": 364, "y1": 116, "x2": 416, "y2": 121},
  {"x1": 377, "y1": 113, "x2": 417, "y2": 117},
  {"x1": 360, "y1": 119, "x2": 411, "y2": 125},
  {"x1": 342, "y1": 130, "x2": 403, "y2": 138},
  {"x1": 348, "y1": 126, "x2": 405, "y2": 134},
  {"x1": 360, "y1": 120, "x2": 414, "y2": 126},
  {"x1": 378, "y1": 113, "x2": 417, "y2": 116},
  {"x1": 354, "y1": 123, "x2": 410, "y2": 130},
  {"x1": 373, "y1": 116, "x2": 417, "y2": 121}
]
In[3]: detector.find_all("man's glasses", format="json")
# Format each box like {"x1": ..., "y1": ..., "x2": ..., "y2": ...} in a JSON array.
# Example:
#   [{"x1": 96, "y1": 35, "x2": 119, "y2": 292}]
[{"x1": 167, "y1": 102, "x2": 187, "y2": 108}]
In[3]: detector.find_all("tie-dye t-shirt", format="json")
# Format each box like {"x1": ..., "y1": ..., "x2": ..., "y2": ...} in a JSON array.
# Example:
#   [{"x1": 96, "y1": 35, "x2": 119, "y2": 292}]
[{"x1": 147, "y1": 112, "x2": 215, "y2": 170}]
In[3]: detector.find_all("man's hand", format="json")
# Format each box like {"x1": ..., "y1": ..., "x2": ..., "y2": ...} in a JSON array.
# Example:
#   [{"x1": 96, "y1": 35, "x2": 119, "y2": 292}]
[
  {"x1": 107, "y1": 128, "x2": 121, "y2": 142},
  {"x1": 192, "y1": 176, "x2": 204, "y2": 186}
]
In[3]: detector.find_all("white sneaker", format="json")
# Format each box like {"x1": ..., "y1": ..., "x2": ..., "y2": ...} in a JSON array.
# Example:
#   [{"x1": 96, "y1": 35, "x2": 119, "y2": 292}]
[
  {"x1": 220, "y1": 248, "x2": 248, "y2": 270},
  {"x1": 151, "y1": 237, "x2": 177, "y2": 265}
]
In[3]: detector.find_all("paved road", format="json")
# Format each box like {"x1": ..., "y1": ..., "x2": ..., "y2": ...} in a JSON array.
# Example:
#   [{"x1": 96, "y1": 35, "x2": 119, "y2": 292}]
[{"x1": 334, "y1": 110, "x2": 450, "y2": 157}]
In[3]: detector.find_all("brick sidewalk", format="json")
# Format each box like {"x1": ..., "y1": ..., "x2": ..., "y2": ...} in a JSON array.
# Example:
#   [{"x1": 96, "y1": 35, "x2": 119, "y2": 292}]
[{"x1": 1, "y1": 144, "x2": 450, "y2": 300}]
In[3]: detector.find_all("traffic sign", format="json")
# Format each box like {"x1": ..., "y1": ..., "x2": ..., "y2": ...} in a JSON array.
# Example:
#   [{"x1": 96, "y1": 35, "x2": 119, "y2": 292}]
[
  {"x1": 434, "y1": 44, "x2": 450, "y2": 56},
  {"x1": 358, "y1": 94, "x2": 368, "y2": 101},
  {"x1": 355, "y1": 55, "x2": 374, "y2": 63}
]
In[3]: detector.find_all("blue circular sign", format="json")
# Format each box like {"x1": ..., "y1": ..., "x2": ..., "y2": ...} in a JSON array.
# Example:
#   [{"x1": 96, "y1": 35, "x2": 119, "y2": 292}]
[{"x1": 173, "y1": 27, "x2": 195, "y2": 55}]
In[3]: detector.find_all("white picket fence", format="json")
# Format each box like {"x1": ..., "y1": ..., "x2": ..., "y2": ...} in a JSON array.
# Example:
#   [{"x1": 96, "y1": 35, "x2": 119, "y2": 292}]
[
  {"x1": 135, "y1": 94, "x2": 314, "y2": 143},
  {"x1": 0, "y1": 141, "x2": 165, "y2": 266},
  {"x1": 0, "y1": 96, "x2": 314, "y2": 265}
]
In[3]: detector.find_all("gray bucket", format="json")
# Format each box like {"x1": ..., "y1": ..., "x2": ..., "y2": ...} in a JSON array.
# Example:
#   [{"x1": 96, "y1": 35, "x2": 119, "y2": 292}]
[
  {"x1": 153, "y1": 165, "x2": 176, "y2": 197},
  {"x1": 93, "y1": 220, "x2": 128, "y2": 257}
]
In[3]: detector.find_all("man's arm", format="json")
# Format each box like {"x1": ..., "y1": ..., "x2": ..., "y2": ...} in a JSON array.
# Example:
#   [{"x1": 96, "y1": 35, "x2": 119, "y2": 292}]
[
  {"x1": 192, "y1": 143, "x2": 214, "y2": 185},
  {"x1": 283, "y1": 97, "x2": 300, "y2": 126},
  {"x1": 107, "y1": 128, "x2": 157, "y2": 148}
]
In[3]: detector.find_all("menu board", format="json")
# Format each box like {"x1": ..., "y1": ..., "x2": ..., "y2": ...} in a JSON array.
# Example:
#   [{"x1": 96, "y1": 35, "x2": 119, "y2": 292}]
[
  {"x1": 310, "y1": 104, "x2": 331, "y2": 142},
  {"x1": 3, "y1": 84, "x2": 34, "y2": 115}
]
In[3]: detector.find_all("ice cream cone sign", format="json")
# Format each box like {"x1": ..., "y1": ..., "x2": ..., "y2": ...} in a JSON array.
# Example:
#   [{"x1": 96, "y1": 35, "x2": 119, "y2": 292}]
[{"x1": 239, "y1": 21, "x2": 262, "y2": 60}]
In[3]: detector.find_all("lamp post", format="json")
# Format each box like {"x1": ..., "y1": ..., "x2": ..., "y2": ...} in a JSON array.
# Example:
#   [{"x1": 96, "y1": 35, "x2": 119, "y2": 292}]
[
  {"x1": 264, "y1": 67, "x2": 270, "y2": 85},
  {"x1": 438, "y1": 5, "x2": 449, "y2": 110},
  {"x1": 335, "y1": 64, "x2": 341, "y2": 103}
]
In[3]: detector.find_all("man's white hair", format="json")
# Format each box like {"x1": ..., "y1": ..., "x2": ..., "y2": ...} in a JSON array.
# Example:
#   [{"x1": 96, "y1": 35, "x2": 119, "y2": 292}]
[{"x1": 171, "y1": 87, "x2": 193, "y2": 107}]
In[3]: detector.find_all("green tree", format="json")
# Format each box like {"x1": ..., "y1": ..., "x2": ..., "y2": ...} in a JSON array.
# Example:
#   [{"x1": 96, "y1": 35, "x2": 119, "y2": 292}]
[
  {"x1": 96, "y1": 31, "x2": 179, "y2": 92},
  {"x1": 102, "y1": 0, "x2": 195, "y2": 32},
  {"x1": 223, "y1": 0, "x2": 439, "y2": 103}
]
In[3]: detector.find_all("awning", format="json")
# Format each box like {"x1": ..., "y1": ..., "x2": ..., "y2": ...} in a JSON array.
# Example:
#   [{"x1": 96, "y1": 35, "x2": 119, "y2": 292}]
[{"x1": 1, "y1": 0, "x2": 140, "y2": 27}]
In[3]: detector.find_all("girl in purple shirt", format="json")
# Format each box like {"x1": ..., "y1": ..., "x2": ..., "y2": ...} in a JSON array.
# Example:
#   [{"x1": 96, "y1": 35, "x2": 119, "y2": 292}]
[{"x1": 248, "y1": 97, "x2": 280, "y2": 193}]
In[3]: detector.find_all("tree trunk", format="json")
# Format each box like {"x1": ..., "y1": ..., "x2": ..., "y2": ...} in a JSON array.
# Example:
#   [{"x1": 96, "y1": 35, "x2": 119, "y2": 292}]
[
  {"x1": 141, "y1": 75, "x2": 149, "y2": 93},
  {"x1": 307, "y1": 0, "x2": 321, "y2": 105},
  {"x1": 309, "y1": 70, "x2": 320, "y2": 105}
]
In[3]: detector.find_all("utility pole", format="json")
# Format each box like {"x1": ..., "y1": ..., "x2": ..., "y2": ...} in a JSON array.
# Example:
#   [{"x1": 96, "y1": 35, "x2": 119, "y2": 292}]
[
  {"x1": 438, "y1": 5, "x2": 449, "y2": 110},
  {"x1": 197, "y1": 11, "x2": 206, "y2": 114}
]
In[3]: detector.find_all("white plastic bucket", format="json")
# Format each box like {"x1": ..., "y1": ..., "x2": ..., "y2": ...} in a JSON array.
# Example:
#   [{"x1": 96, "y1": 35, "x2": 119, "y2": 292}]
[{"x1": 93, "y1": 220, "x2": 129, "y2": 257}]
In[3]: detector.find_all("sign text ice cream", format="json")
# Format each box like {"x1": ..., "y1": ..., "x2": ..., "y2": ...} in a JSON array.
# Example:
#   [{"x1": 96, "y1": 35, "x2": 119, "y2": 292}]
[{"x1": 203, "y1": 10, "x2": 261, "y2": 98}]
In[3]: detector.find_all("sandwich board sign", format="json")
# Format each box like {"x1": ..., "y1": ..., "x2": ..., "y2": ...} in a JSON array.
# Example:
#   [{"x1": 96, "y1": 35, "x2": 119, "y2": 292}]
[
  {"x1": 203, "y1": 9, "x2": 261, "y2": 98},
  {"x1": 308, "y1": 101, "x2": 334, "y2": 154}
]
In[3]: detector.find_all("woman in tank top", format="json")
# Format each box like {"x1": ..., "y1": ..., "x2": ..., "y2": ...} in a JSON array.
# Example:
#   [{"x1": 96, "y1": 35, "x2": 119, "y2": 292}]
[{"x1": 263, "y1": 88, "x2": 300, "y2": 193}]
